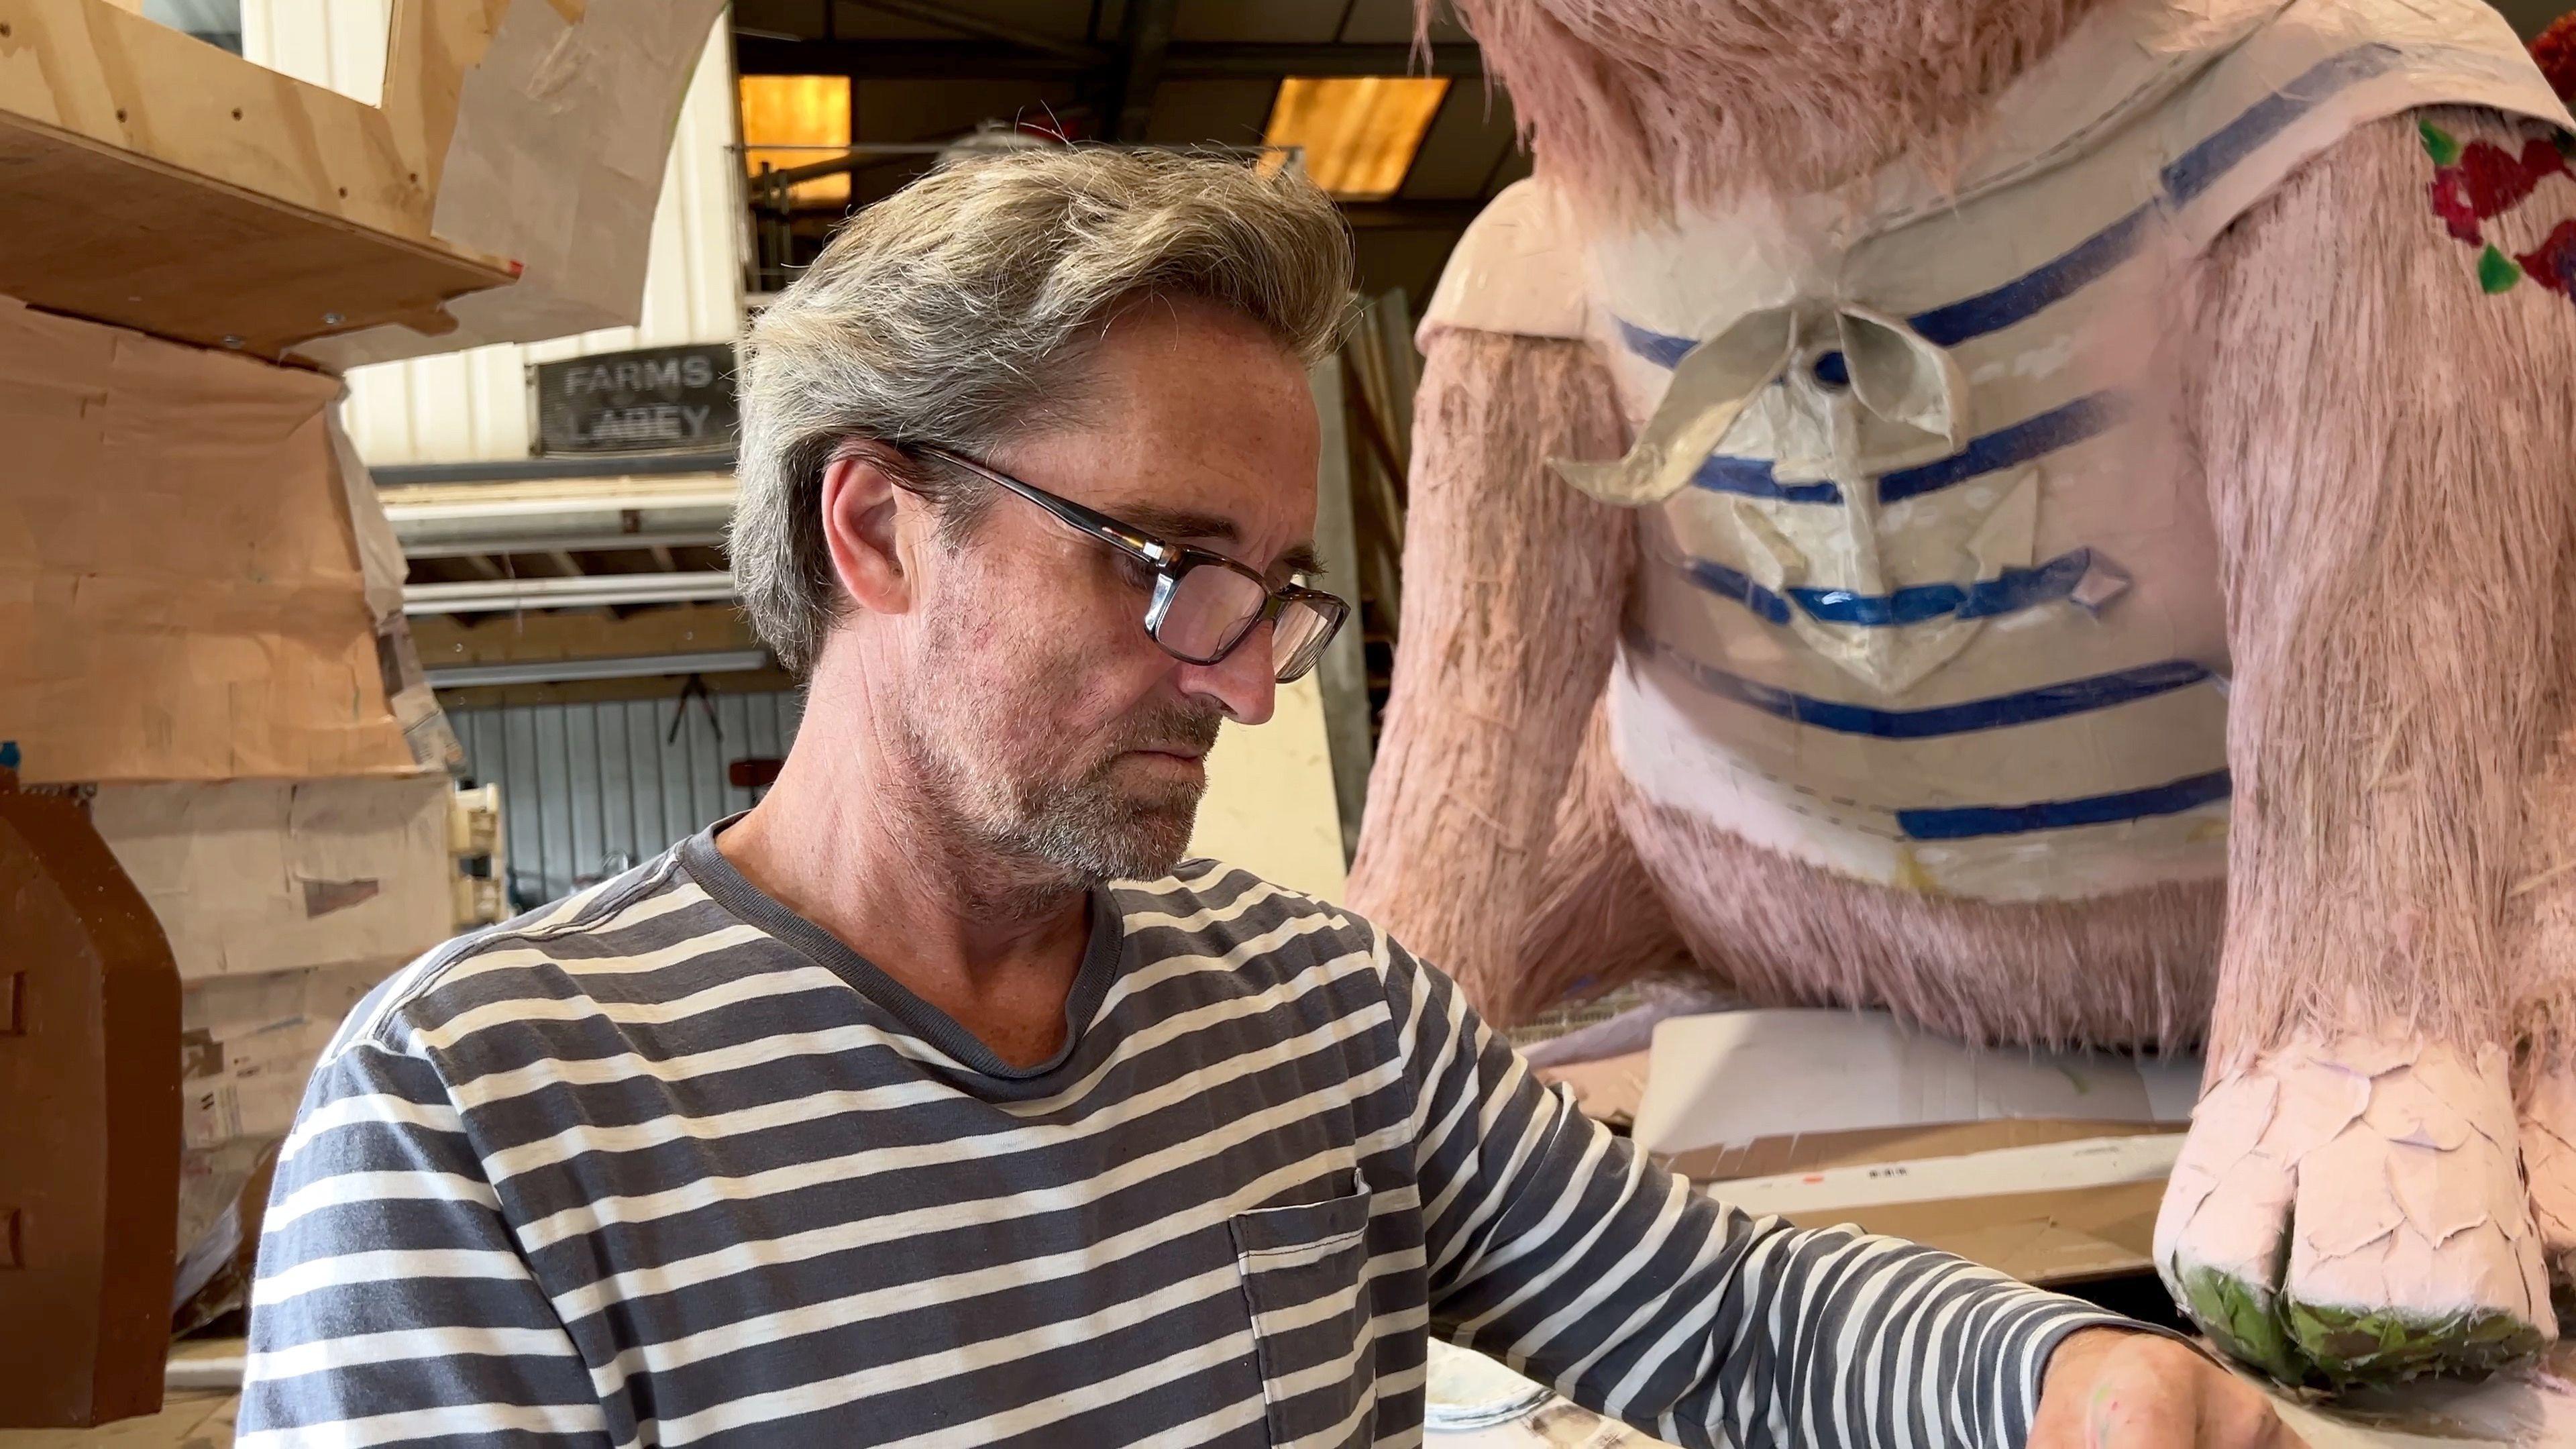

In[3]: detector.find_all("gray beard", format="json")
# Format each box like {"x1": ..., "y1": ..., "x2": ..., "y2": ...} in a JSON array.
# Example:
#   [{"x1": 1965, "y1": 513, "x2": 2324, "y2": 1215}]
[{"x1": 894, "y1": 698, "x2": 1222, "y2": 890}]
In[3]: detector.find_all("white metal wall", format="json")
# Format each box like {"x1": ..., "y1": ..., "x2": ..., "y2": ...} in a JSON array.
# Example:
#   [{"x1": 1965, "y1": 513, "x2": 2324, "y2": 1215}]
[
  {"x1": 450, "y1": 692, "x2": 803, "y2": 910},
  {"x1": 241, "y1": 1, "x2": 746, "y2": 464}
]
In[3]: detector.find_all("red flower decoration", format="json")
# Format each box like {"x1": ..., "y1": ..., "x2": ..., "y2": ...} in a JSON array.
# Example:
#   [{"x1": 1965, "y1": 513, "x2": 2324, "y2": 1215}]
[
  {"x1": 2422, "y1": 131, "x2": 2569, "y2": 247},
  {"x1": 2534, "y1": 12, "x2": 2576, "y2": 105},
  {"x1": 2519, "y1": 218, "x2": 2576, "y2": 294}
]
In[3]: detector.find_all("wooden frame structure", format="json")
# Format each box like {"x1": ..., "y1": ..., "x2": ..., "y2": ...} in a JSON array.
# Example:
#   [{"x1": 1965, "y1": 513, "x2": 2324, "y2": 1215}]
[{"x1": 0, "y1": 0, "x2": 720, "y2": 362}]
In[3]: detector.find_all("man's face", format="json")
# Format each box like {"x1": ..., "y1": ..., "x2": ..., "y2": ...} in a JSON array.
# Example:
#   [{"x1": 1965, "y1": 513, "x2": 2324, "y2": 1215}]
[{"x1": 892, "y1": 299, "x2": 1322, "y2": 884}]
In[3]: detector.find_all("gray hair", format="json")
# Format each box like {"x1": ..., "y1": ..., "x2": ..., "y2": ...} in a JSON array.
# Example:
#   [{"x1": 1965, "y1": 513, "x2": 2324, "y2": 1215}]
[{"x1": 732, "y1": 146, "x2": 1354, "y2": 674}]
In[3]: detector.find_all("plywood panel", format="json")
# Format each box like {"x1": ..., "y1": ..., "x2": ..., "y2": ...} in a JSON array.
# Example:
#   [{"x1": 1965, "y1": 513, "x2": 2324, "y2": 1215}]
[
  {"x1": 0, "y1": 114, "x2": 511, "y2": 358},
  {"x1": 0, "y1": 0, "x2": 527, "y2": 354},
  {"x1": 2, "y1": 0, "x2": 727, "y2": 367}
]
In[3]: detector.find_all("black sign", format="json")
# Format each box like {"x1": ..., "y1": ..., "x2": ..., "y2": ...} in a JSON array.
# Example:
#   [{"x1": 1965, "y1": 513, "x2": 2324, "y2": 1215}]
[{"x1": 533, "y1": 343, "x2": 737, "y2": 454}]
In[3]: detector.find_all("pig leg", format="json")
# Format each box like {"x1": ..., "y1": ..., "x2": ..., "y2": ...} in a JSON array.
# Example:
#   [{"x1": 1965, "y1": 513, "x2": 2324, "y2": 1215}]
[
  {"x1": 1347, "y1": 330, "x2": 1638, "y2": 1024},
  {"x1": 2511, "y1": 720, "x2": 2576, "y2": 1303},
  {"x1": 1501, "y1": 703, "x2": 1699, "y2": 1029},
  {"x1": 2156, "y1": 109, "x2": 2576, "y2": 1383}
]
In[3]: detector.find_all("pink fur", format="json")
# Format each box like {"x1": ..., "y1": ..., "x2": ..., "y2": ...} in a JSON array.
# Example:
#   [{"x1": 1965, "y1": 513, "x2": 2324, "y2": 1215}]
[
  {"x1": 2194, "y1": 109, "x2": 2576, "y2": 1074},
  {"x1": 1501, "y1": 706, "x2": 1697, "y2": 1025},
  {"x1": 1375, "y1": 0, "x2": 2576, "y2": 1334},
  {"x1": 1623, "y1": 796, "x2": 2222, "y2": 1049},
  {"x1": 1428, "y1": 0, "x2": 2108, "y2": 220},
  {"x1": 2511, "y1": 720, "x2": 2576, "y2": 1086},
  {"x1": 1345, "y1": 331, "x2": 1635, "y2": 1010}
]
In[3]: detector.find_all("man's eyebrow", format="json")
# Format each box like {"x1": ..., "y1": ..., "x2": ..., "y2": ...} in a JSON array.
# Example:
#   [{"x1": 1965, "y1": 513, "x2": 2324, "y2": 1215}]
[
  {"x1": 1121, "y1": 506, "x2": 1240, "y2": 546},
  {"x1": 1122, "y1": 506, "x2": 1326, "y2": 577}
]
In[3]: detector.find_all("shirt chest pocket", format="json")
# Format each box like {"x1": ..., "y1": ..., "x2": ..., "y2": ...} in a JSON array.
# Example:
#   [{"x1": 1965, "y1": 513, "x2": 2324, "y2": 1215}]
[{"x1": 1228, "y1": 1177, "x2": 1377, "y2": 1448}]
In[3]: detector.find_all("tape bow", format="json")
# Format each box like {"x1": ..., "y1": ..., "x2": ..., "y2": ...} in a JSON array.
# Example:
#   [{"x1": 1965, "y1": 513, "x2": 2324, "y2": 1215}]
[{"x1": 1553, "y1": 303, "x2": 1970, "y2": 507}]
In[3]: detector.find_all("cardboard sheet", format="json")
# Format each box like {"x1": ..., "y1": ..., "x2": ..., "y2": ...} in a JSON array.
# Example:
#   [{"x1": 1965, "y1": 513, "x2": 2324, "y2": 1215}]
[
  {"x1": 0, "y1": 298, "x2": 418, "y2": 783},
  {"x1": 91, "y1": 776, "x2": 453, "y2": 982},
  {"x1": 1633, "y1": 1008, "x2": 2203, "y2": 1158},
  {"x1": 1535, "y1": 1051, "x2": 1651, "y2": 1129},
  {"x1": 296, "y1": 0, "x2": 731, "y2": 371}
]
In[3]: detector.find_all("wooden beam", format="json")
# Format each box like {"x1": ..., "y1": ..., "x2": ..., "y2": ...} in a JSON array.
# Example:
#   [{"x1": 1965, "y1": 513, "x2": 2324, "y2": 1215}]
[
  {"x1": 841, "y1": 0, "x2": 1104, "y2": 63},
  {"x1": 409, "y1": 600, "x2": 761, "y2": 669},
  {"x1": 733, "y1": 38, "x2": 1481, "y2": 82},
  {"x1": 1304, "y1": 353, "x2": 1374, "y2": 863},
  {"x1": 1108, "y1": 0, "x2": 1180, "y2": 144}
]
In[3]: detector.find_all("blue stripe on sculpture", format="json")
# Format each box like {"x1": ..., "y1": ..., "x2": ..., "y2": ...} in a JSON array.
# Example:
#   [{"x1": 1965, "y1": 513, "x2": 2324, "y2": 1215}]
[
  {"x1": 1895, "y1": 769, "x2": 2233, "y2": 839},
  {"x1": 1680, "y1": 396, "x2": 2113, "y2": 507},
  {"x1": 1909, "y1": 206, "x2": 2153, "y2": 346},
  {"x1": 1635, "y1": 631, "x2": 2214, "y2": 737},
  {"x1": 1803, "y1": 549, "x2": 2096, "y2": 625},
  {"x1": 1613, "y1": 46, "x2": 2400, "y2": 368},
  {"x1": 1874, "y1": 394, "x2": 2123, "y2": 504},
  {"x1": 1686, "y1": 549, "x2": 2096, "y2": 627},
  {"x1": 1615, "y1": 317, "x2": 1696, "y2": 369},
  {"x1": 2160, "y1": 45, "x2": 2399, "y2": 205},
  {"x1": 1690, "y1": 453, "x2": 1846, "y2": 504},
  {"x1": 1684, "y1": 559, "x2": 1796, "y2": 625}
]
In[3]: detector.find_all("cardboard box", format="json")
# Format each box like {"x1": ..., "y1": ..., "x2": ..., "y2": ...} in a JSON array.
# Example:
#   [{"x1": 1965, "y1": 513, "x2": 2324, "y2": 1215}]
[
  {"x1": 1623, "y1": 1009, "x2": 2200, "y2": 1285},
  {"x1": 92, "y1": 777, "x2": 454, "y2": 982},
  {"x1": 0, "y1": 299, "x2": 421, "y2": 786},
  {"x1": 1682, "y1": 1118, "x2": 2186, "y2": 1285}
]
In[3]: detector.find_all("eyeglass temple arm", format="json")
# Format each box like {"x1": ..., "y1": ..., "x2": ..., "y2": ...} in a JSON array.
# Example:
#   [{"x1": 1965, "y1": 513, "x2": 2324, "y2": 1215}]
[{"x1": 915, "y1": 447, "x2": 1172, "y2": 566}]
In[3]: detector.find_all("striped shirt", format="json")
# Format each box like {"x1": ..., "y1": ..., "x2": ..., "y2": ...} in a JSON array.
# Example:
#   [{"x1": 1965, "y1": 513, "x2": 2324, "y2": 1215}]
[{"x1": 239, "y1": 824, "x2": 2133, "y2": 1447}]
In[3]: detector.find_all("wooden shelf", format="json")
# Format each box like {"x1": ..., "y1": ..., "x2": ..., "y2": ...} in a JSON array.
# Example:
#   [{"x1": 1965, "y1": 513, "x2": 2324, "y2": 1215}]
[
  {"x1": 0, "y1": 111, "x2": 515, "y2": 360},
  {"x1": 0, "y1": 0, "x2": 523, "y2": 359}
]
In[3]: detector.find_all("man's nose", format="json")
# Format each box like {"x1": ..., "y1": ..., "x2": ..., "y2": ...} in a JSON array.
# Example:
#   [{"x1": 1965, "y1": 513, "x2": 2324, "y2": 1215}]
[{"x1": 1179, "y1": 625, "x2": 1278, "y2": 726}]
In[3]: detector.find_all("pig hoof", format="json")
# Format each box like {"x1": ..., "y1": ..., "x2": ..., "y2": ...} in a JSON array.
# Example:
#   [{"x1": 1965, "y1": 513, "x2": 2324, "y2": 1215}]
[
  {"x1": 2524, "y1": 1069, "x2": 2576, "y2": 1307},
  {"x1": 2154, "y1": 1036, "x2": 2557, "y2": 1386}
]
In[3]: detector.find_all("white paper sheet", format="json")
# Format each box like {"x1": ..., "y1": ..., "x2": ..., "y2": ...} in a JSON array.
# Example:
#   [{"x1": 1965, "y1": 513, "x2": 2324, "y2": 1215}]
[{"x1": 1633, "y1": 1008, "x2": 2203, "y2": 1158}]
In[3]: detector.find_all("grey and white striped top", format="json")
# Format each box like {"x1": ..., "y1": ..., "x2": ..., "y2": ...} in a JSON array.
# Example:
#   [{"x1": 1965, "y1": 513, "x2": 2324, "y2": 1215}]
[{"x1": 237, "y1": 825, "x2": 2131, "y2": 1448}]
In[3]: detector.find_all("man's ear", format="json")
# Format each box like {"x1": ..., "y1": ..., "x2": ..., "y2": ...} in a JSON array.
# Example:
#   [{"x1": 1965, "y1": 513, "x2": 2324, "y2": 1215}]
[{"x1": 819, "y1": 445, "x2": 921, "y2": 616}]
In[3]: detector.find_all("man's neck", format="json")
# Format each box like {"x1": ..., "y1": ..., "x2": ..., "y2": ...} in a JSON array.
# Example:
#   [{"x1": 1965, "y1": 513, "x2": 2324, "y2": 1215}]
[{"x1": 713, "y1": 677, "x2": 1094, "y2": 1069}]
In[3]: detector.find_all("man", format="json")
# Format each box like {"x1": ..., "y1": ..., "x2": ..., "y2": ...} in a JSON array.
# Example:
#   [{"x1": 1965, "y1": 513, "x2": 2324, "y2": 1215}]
[{"x1": 238, "y1": 148, "x2": 2295, "y2": 1448}]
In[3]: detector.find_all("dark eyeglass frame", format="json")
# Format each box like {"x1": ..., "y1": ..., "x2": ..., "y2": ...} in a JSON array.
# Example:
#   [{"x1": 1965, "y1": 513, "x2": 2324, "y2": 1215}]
[{"x1": 911, "y1": 445, "x2": 1350, "y2": 683}]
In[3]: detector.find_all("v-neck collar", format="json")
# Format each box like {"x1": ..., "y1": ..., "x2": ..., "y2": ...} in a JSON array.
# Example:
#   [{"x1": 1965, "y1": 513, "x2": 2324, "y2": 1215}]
[{"x1": 678, "y1": 815, "x2": 1126, "y2": 1087}]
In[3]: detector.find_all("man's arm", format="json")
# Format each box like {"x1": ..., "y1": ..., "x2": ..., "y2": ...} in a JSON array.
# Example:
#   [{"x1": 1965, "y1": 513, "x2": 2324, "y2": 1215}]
[
  {"x1": 1381, "y1": 934, "x2": 2279, "y2": 1448},
  {"x1": 235, "y1": 1012, "x2": 612, "y2": 1448}
]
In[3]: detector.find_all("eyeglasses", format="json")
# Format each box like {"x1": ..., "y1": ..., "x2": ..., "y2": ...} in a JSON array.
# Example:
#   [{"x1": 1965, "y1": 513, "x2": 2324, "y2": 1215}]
[{"x1": 912, "y1": 446, "x2": 1350, "y2": 684}]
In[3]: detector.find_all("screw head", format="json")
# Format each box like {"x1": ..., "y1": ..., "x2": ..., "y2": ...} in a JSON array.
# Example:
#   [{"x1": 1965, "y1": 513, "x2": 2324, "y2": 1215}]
[
  {"x1": 220, "y1": 335, "x2": 244, "y2": 348},
  {"x1": 322, "y1": 312, "x2": 344, "y2": 325}
]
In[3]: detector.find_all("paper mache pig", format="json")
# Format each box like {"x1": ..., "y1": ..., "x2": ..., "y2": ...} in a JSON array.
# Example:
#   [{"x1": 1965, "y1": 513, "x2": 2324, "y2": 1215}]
[{"x1": 1351, "y1": 0, "x2": 2576, "y2": 1385}]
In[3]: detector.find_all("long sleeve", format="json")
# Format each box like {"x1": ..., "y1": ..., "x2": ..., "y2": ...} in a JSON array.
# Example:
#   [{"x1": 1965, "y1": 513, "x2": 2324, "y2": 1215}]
[
  {"x1": 1385, "y1": 934, "x2": 2137, "y2": 1449},
  {"x1": 233, "y1": 1012, "x2": 612, "y2": 1448}
]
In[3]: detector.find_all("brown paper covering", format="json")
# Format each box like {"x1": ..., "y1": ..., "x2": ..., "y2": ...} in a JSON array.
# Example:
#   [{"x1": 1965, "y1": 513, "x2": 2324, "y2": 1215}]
[{"x1": 0, "y1": 297, "x2": 417, "y2": 784}]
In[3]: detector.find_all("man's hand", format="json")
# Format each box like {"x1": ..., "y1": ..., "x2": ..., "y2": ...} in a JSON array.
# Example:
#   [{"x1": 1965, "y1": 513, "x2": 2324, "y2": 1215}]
[{"x1": 2031, "y1": 1328, "x2": 2308, "y2": 1448}]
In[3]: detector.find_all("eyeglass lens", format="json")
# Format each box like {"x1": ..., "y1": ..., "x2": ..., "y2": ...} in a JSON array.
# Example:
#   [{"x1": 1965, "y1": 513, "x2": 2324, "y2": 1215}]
[{"x1": 1157, "y1": 564, "x2": 1338, "y2": 682}]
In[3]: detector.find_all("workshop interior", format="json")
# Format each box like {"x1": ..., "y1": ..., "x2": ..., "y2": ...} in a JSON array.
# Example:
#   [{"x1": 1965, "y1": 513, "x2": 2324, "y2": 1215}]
[{"x1": 6, "y1": 0, "x2": 2576, "y2": 1444}]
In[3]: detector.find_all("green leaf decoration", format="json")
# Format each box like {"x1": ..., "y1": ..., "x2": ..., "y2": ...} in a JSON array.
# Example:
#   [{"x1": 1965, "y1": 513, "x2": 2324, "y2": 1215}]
[
  {"x1": 2480, "y1": 245, "x2": 2524, "y2": 294},
  {"x1": 2180, "y1": 1266, "x2": 2309, "y2": 1386},
  {"x1": 2420, "y1": 117, "x2": 2462, "y2": 166}
]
